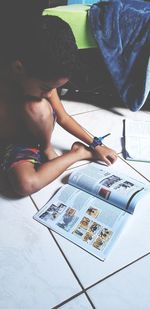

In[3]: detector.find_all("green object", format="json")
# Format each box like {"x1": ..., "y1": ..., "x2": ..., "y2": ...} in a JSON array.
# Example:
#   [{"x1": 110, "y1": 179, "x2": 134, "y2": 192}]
[{"x1": 43, "y1": 4, "x2": 97, "y2": 49}]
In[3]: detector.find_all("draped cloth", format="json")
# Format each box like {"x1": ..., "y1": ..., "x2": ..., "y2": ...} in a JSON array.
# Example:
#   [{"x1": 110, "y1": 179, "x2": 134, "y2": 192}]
[{"x1": 89, "y1": 0, "x2": 150, "y2": 111}]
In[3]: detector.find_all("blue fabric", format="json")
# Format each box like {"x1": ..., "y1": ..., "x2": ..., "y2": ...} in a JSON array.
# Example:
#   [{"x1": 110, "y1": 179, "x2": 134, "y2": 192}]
[
  {"x1": 89, "y1": 0, "x2": 150, "y2": 111},
  {"x1": 68, "y1": 0, "x2": 96, "y2": 4}
]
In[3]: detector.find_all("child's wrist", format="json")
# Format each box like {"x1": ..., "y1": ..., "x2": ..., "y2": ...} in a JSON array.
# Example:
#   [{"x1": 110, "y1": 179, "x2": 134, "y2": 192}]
[{"x1": 89, "y1": 137, "x2": 102, "y2": 150}]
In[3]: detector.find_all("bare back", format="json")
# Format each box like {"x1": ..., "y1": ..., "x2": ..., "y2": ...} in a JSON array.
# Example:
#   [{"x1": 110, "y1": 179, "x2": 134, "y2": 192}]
[{"x1": 0, "y1": 80, "x2": 30, "y2": 143}]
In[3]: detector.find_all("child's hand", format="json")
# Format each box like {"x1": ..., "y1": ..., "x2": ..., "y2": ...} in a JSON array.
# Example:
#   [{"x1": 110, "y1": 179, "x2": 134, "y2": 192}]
[{"x1": 94, "y1": 145, "x2": 118, "y2": 166}]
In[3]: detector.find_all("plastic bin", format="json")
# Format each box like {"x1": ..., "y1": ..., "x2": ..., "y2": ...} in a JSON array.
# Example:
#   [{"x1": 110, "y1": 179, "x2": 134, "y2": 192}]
[{"x1": 43, "y1": 4, "x2": 97, "y2": 49}]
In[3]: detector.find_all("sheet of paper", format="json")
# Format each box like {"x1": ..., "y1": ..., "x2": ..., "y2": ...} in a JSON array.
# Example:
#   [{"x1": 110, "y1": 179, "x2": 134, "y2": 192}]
[
  {"x1": 124, "y1": 119, "x2": 150, "y2": 162},
  {"x1": 125, "y1": 119, "x2": 150, "y2": 137}
]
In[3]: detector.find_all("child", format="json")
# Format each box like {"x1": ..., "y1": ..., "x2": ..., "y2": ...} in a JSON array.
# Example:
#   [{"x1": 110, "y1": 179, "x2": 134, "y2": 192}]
[{"x1": 0, "y1": 6, "x2": 117, "y2": 196}]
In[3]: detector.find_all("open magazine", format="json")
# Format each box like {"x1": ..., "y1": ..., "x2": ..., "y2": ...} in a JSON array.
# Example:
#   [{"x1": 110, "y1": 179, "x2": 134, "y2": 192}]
[
  {"x1": 123, "y1": 119, "x2": 150, "y2": 162},
  {"x1": 33, "y1": 163, "x2": 150, "y2": 261}
]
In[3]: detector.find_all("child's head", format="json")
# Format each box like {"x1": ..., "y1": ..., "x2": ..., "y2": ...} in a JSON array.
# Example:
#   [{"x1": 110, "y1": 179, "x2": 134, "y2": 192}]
[
  {"x1": 17, "y1": 15, "x2": 78, "y2": 82},
  {"x1": 0, "y1": 1, "x2": 77, "y2": 85}
]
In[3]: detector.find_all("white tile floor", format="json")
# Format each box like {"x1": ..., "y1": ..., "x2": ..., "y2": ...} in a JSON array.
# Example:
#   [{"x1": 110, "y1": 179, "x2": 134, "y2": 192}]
[{"x1": 0, "y1": 96, "x2": 150, "y2": 309}]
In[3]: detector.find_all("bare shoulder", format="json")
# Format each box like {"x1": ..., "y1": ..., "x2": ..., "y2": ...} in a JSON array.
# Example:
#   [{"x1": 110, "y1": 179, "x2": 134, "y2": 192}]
[{"x1": 48, "y1": 89, "x2": 67, "y2": 118}]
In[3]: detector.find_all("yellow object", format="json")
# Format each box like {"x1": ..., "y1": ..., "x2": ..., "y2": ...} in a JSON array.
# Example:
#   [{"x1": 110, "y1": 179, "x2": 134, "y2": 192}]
[{"x1": 43, "y1": 4, "x2": 97, "y2": 49}]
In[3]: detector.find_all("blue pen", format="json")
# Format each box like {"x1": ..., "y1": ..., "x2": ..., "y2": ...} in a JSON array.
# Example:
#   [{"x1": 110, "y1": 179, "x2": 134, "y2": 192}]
[
  {"x1": 98, "y1": 133, "x2": 111, "y2": 143},
  {"x1": 90, "y1": 133, "x2": 111, "y2": 149}
]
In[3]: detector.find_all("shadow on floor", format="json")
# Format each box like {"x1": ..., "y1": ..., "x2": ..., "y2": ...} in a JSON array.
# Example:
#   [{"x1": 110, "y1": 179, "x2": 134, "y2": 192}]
[
  {"x1": 0, "y1": 172, "x2": 21, "y2": 199},
  {"x1": 61, "y1": 89, "x2": 150, "y2": 113}
]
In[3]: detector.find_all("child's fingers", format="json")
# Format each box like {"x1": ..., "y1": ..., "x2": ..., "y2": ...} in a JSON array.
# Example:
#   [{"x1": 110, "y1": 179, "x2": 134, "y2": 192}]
[
  {"x1": 103, "y1": 156, "x2": 112, "y2": 166},
  {"x1": 103, "y1": 153, "x2": 117, "y2": 165},
  {"x1": 108, "y1": 153, "x2": 118, "y2": 164}
]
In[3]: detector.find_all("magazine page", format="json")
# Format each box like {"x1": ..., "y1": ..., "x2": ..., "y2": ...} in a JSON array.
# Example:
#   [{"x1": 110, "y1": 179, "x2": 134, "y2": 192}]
[
  {"x1": 34, "y1": 184, "x2": 130, "y2": 261},
  {"x1": 68, "y1": 163, "x2": 150, "y2": 214},
  {"x1": 124, "y1": 119, "x2": 150, "y2": 162}
]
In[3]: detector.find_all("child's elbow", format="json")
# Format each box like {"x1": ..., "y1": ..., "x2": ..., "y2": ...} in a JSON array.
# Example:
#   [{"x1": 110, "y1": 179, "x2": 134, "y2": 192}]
[{"x1": 11, "y1": 175, "x2": 41, "y2": 197}]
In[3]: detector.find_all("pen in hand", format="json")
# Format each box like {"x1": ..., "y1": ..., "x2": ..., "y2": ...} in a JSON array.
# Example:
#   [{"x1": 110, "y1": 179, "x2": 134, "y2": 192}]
[
  {"x1": 98, "y1": 133, "x2": 111, "y2": 143},
  {"x1": 89, "y1": 133, "x2": 111, "y2": 149}
]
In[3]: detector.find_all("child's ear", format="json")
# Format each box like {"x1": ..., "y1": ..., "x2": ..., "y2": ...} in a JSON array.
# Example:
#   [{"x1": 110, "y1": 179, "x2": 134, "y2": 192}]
[{"x1": 11, "y1": 60, "x2": 25, "y2": 75}]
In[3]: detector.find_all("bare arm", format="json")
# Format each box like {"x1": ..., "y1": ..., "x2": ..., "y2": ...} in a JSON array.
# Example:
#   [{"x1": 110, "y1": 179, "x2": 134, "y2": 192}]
[
  {"x1": 49, "y1": 89, "x2": 93, "y2": 143},
  {"x1": 49, "y1": 89, "x2": 118, "y2": 165}
]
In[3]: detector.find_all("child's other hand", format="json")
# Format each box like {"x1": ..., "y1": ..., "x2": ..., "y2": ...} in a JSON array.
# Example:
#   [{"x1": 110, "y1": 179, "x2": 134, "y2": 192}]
[{"x1": 94, "y1": 145, "x2": 118, "y2": 166}]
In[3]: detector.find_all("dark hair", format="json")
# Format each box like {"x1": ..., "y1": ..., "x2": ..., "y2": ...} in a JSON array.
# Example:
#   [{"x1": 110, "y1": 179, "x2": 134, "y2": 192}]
[
  {"x1": 21, "y1": 15, "x2": 78, "y2": 81},
  {"x1": 0, "y1": 1, "x2": 77, "y2": 80}
]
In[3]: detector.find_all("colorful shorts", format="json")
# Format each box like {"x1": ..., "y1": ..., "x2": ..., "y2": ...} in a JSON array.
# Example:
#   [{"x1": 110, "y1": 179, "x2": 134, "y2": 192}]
[{"x1": 0, "y1": 143, "x2": 44, "y2": 173}]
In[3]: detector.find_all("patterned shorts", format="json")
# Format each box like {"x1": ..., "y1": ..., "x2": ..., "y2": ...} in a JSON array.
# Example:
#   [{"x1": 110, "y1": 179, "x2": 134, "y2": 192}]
[{"x1": 0, "y1": 143, "x2": 45, "y2": 173}]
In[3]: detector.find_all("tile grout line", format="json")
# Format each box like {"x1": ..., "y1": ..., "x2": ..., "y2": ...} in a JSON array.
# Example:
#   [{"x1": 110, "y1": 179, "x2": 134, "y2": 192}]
[
  {"x1": 70, "y1": 108, "x2": 150, "y2": 118},
  {"x1": 48, "y1": 229, "x2": 96, "y2": 309},
  {"x1": 30, "y1": 194, "x2": 39, "y2": 211},
  {"x1": 51, "y1": 291, "x2": 88, "y2": 309},
  {"x1": 30, "y1": 192, "x2": 95, "y2": 309},
  {"x1": 70, "y1": 108, "x2": 100, "y2": 117},
  {"x1": 79, "y1": 118, "x2": 150, "y2": 183},
  {"x1": 28, "y1": 194, "x2": 150, "y2": 308},
  {"x1": 51, "y1": 289, "x2": 95, "y2": 309},
  {"x1": 118, "y1": 155, "x2": 150, "y2": 182},
  {"x1": 84, "y1": 252, "x2": 150, "y2": 293},
  {"x1": 68, "y1": 105, "x2": 150, "y2": 178},
  {"x1": 67, "y1": 117, "x2": 150, "y2": 183},
  {"x1": 48, "y1": 252, "x2": 150, "y2": 308}
]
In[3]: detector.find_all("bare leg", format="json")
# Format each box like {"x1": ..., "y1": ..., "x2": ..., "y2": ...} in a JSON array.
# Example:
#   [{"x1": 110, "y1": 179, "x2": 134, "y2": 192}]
[
  {"x1": 8, "y1": 142, "x2": 98, "y2": 196},
  {"x1": 22, "y1": 98, "x2": 58, "y2": 160}
]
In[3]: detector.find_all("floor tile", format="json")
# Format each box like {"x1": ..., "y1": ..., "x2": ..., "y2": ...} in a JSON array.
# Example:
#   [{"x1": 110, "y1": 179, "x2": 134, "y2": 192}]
[
  {"x1": 87, "y1": 254, "x2": 150, "y2": 309},
  {"x1": 32, "y1": 158, "x2": 150, "y2": 288},
  {"x1": 62, "y1": 99, "x2": 100, "y2": 115},
  {"x1": 0, "y1": 196, "x2": 81, "y2": 309},
  {"x1": 52, "y1": 108, "x2": 123, "y2": 154},
  {"x1": 143, "y1": 109, "x2": 150, "y2": 117},
  {"x1": 51, "y1": 106, "x2": 150, "y2": 184},
  {"x1": 116, "y1": 108, "x2": 150, "y2": 181},
  {"x1": 60, "y1": 294, "x2": 93, "y2": 309},
  {"x1": 110, "y1": 107, "x2": 150, "y2": 120},
  {"x1": 52, "y1": 108, "x2": 150, "y2": 158},
  {"x1": 119, "y1": 154, "x2": 150, "y2": 182},
  {"x1": 50, "y1": 191, "x2": 150, "y2": 288}
]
